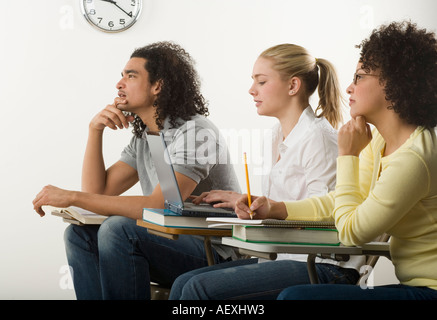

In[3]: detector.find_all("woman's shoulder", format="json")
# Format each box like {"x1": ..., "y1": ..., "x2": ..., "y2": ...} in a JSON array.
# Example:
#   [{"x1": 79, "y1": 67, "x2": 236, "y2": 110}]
[{"x1": 304, "y1": 116, "x2": 338, "y2": 144}]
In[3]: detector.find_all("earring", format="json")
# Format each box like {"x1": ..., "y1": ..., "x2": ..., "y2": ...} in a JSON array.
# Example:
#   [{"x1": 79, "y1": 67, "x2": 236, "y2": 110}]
[{"x1": 290, "y1": 90, "x2": 295, "y2": 95}]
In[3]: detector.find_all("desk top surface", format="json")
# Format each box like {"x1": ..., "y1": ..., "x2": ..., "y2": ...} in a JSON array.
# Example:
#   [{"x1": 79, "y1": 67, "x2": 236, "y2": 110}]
[
  {"x1": 136, "y1": 220, "x2": 232, "y2": 237},
  {"x1": 222, "y1": 237, "x2": 389, "y2": 256}
]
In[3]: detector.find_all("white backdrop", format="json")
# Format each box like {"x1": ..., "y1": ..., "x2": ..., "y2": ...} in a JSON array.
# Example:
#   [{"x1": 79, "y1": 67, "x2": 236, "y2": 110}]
[{"x1": 0, "y1": 0, "x2": 435, "y2": 299}]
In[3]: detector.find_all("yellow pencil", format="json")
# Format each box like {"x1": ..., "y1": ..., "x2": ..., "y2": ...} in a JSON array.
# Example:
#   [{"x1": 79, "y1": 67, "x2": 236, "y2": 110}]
[{"x1": 244, "y1": 152, "x2": 253, "y2": 219}]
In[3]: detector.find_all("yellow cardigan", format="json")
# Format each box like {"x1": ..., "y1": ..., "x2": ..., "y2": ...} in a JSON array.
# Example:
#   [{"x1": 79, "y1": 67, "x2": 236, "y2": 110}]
[{"x1": 284, "y1": 127, "x2": 437, "y2": 290}]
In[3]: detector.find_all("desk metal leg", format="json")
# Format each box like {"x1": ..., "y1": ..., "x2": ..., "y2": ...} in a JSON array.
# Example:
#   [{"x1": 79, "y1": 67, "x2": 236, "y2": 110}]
[
  {"x1": 307, "y1": 254, "x2": 319, "y2": 284},
  {"x1": 203, "y1": 236, "x2": 215, "y2": 266}
]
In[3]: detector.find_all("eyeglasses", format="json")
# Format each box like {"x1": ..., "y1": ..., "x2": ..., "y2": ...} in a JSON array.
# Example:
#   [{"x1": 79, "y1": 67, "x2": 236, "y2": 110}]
[{"x1": 353, "y1": 73, "x2": 378, "y2": 85}]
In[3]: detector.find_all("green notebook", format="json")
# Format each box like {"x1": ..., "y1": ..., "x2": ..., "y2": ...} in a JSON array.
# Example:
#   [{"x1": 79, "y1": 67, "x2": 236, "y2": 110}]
[{"x1": 232, "y1": 224, "x2": 340, "y2": 246}]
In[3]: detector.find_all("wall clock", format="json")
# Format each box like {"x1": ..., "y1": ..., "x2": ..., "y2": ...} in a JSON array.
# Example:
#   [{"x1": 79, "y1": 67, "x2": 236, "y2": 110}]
[{"x1": 80, "y1": 0, "x2": 142, "y2": 33}]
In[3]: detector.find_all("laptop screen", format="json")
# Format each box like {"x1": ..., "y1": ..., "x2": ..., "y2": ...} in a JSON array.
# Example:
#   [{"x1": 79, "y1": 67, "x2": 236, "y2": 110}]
[{"x1": 147, "y1": 132, "x2": 185, "y2": 209}]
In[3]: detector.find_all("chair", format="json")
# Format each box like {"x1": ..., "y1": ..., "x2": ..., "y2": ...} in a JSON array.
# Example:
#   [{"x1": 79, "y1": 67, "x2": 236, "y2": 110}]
[
  {"x1": 136, "y1": 220, "x2": 232, "y2": 300},
  {"x1": 307, "y1": 233, "x2": 391, "y2": 285},
  {"x1": 356, "y1": 233, "x2": 391, "y2": 287},
  {"x1": 150, "y1": 282, "x2": 171, "y2": 300}
]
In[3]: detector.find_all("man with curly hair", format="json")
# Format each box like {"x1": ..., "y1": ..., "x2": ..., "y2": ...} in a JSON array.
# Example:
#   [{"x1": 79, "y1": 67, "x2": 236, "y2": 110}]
[
  {"x1": 235, "y1": 21, "x2": 437, "y2": 300},
  {"x1": 33, "y1": 42, "x2": 240, "y2": 299}
]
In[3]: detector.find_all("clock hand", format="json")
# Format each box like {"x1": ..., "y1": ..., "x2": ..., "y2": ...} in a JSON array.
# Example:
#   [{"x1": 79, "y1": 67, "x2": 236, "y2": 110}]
[
  {"x1": 99, "y1": 0, "x2": 133, "y2": 17},
  {"x1": 100, "y1": 0, "x2": 117, "y2": 4},
  {"x1": 114, "y1": 3, "x2": 133, "y2": 17}
]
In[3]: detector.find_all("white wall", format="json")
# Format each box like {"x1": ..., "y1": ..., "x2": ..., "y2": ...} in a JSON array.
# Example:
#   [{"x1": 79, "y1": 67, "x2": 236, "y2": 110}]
[{"x1": 0, "y1": 0, "x2": 435, "y2": 299}]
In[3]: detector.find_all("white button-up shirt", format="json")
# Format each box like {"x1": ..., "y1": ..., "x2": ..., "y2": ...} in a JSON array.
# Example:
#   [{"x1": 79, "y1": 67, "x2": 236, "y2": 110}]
[{"x1": 262, "y1": 106, "x2": 337, "y2": 202}]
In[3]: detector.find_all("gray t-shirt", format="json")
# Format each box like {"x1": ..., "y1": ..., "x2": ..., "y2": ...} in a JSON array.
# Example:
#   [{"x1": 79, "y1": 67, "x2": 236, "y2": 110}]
[
  {"x1": 120, "y1": 115, "x2": 240, "y2": 195},
  {"x1": 120, "y1": 115, "x2": 241, "y2": 259}
]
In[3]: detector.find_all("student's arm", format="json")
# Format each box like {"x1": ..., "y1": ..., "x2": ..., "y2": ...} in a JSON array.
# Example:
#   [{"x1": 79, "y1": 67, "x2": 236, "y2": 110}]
[
  {"x1": 82, "y1": 100, "x2": 136, "y2": 195},
  {"x1": 281, "y1": 118, "x2": 372, "y2": 225},
  {"x1": 236, "y1": 147, "x2": 429, "y2": 248},
  {"x1": 333, "y1": 152, "x2": 429, "y2": 246},
  {"x1": 235, "y1": 117, "x2": 372, "y2": 222},
  {"x1": 284, "y1": 119, "x2": 427, "y2": 246},
  {"x1": 33, "y1": 172, "x2": 198, "y2": 220}
]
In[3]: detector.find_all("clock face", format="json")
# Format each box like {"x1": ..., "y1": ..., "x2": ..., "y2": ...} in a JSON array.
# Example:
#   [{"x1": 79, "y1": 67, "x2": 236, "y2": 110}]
[{"x1": 81, "y1": 0, "x2": 142, "y2": 33}]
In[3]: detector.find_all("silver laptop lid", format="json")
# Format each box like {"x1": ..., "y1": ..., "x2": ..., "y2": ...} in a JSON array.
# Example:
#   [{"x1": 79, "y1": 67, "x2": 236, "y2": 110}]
[{"x1": 147, "y1": 131, "x2": 184, "y2": 210}]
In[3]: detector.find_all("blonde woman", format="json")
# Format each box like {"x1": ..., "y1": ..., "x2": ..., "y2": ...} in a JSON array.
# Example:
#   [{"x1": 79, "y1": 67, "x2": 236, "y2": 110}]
[
  {"x1": 170, "y1": 44, "x2": 362, "y2": 300},
  {"x1": 192, "y1": 44, "x2": 342, "y2": 207}
]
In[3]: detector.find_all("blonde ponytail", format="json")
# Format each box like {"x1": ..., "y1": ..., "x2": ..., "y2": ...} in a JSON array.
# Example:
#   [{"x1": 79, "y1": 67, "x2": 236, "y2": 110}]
[
  {"x1": 315, "y1": 58, "x2": 344, "y2": 129},
  {"x1": 260, "y1": 44, "x2": 344, "y2": 129}
]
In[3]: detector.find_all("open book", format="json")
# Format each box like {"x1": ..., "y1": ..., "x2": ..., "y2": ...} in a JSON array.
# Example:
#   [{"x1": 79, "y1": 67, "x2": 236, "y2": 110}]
[{"x1": 45, "y1": 205, "x2": 107, "y2": 225}]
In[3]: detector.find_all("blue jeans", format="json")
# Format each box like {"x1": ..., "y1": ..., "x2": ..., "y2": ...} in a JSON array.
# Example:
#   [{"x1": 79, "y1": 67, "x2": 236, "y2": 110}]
[
  {"x1": 170, "y1": 258, "x2": 359, "y2": 300},
  {"x1": 64, "y1": 216, "x2": 226, "y2": 300},
  {"x1": 278, "y1": 284, "x2": 437, "y2": 300}
]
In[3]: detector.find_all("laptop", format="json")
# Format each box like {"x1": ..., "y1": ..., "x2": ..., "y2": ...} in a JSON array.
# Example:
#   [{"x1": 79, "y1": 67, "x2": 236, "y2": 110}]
[{"x1": 147, "y1": 131, "x2": 236, "y2": 217}]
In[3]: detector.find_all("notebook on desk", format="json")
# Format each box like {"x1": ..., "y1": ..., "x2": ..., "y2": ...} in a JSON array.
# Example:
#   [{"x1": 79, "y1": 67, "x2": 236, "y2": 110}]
[{"x1": 147, "y1": 131, "x2": 236, "y2": 217}]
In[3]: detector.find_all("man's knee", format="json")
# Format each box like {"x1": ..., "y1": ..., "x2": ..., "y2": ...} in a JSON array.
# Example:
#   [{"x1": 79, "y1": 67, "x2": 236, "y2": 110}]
[
  {"x1": 64, "y1": 223, "x2": 97, "y2": 247},
  {"x1": 97, "y1": 216, "x2": 137, "y2": 248},
  {"x1": 98, "y1": 216, "x2": 125, "y2": 239}
]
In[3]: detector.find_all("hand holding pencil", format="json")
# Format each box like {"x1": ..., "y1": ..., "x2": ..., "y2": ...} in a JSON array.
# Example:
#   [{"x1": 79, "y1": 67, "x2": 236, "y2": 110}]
[
  {"x1": 237, "y1": 153, "x2": 288, "y2": 220},
  {"x1": 234, "y1": 195, "x2": 288, "y2": 220}
]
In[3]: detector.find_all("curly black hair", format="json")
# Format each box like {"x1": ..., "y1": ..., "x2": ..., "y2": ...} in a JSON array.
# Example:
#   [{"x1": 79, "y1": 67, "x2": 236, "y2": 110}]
[
  {"x1": 129, "y1": 41, "x2": 209, "y2": 137},
  {"x1": 357, "y1": 21, "x2": 437, "y2": 128}
]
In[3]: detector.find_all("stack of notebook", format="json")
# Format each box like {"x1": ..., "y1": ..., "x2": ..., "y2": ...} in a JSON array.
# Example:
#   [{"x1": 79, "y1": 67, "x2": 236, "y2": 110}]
[{"x1": 206, "y1": 217, "x2": 339, "y2": 245}]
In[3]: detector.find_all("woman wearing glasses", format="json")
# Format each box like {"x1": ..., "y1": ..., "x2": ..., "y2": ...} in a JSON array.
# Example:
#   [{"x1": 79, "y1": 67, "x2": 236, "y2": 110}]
[{"x1": 236, "y1": 21, "x2": 437, "y2": 300}]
